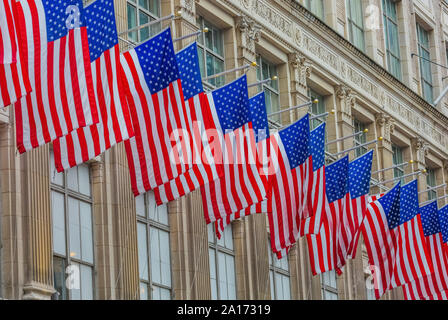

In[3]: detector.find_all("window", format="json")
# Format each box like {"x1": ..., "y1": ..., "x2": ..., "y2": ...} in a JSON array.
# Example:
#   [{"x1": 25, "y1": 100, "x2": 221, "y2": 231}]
[
  {"x1": 50, "y1": 152, "x2": 94, "y2": 300},
  {"x1": 426, "y1": 169, "x2": 437, "y2": 201},
  {"x1": 382, "y1": 0, "x2": 402, "y2": 80},
  {"x1": 308, "y1": 89, "x2": 326, "y2": 130},
  {"x1": 305, "y1": 0, "x2": 325, "y2": 20},
  {"x1": 197, "y1": 17, "x2": 225, "y2": 88},
  {"x1": 353, "y1": 119, "x2": 367, "y2": 157},
  {"x1": 417, "y1": 23, "x2": 433, "y2": 103},
  {"x1": 136, "y1": 192, "x2": 172, "y2": 300},
  {"x1": 256, "y1": 56, "x2": 280, "y2": 123},
  {"x1": 321, "y1": 270, "x2": 338, "y2": 300},
  {"x1": 268, "y1": 239, "x2": 291, "y2": 300},
  {"x1": 208, "y1": 224, "x2": 237, "y2": 300},
  {"x1": 392, "y1": 145, "x2": 405, "y2": 185},
  {"x1": 347, "y1": 0, "x2": 365, "y2": 51},
  {"x1": 127, "y1": 0, "x2": 160, "y2": 43}
]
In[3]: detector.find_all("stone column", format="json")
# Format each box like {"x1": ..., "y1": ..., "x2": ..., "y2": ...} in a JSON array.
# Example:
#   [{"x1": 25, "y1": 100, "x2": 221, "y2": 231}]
[
  {"x1": 173, "y1": 0, "x2": 199, "y2": 51},
  {"x1": 372, "y1": 113, "x2": 395, "y2": 193},
  {"x1": 287, "y1": 52, "x2": 312, "y2": 124},
  {"x1": 412, "y1": 138, "x2": 429, "y2": 203},
  {"x1": 332, "y1": 85, "x2": 356, "y2": 156}
]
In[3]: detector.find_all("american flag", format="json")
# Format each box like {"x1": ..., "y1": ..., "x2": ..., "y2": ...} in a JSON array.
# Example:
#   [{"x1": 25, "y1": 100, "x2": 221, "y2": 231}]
[
  {"x1": 343, "y1": 150, "x2": 373, "y2": 261},
  {"x1": 0, "y1": 0, "x2": 31, "y2": 108},
  {"x1": 53, "y1": 0, "x2": 134, "y2": 172},
  {"x1": 440, "y1": 204, "x2": 448, "y2": 256},
  {"x1": 306, "y1": 155, "x2": 350, "y2": 275},
  {"x1": 267, "y1": 114, "x2": 312, "y2": 256},
  {"x1": 0, "y1": 0, "x2": 17, "y2": 64},
  {"x1": 152, "y1": 42, "x2": 223, "y2": 205},
  {"x1": 14, "y1": 0, "x2": 99, "y2": 153},
  {"x1": 214, "y1": 91, "x2": 270, "y2": 239},
  {"x1": 361, "y1": 182, "x2": 401, "y2": 299},
  {"x1": 121, "y1": 28, "x2": 193, "y2": 195},
  {"x1": 402, "y1": 201, "x2": 448, "y2": 300},
  {"x1": 391, "y1": 180, "x2": 433, "y2": 288},
  {"x1": 200, "y1": 76, "x2": 266, "y2": 225},
  {"x1": 298, "y1": 122, "x2": 326, "y2": 237}
]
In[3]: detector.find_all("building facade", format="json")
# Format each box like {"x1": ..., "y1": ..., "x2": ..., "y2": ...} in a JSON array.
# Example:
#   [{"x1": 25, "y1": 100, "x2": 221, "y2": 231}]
[{"x1": 1, "y1": 0, "x2": 448, "y2": 300}]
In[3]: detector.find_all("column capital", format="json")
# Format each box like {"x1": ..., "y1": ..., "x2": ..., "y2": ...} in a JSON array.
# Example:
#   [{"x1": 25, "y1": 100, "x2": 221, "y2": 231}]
[
  {"x1": 235, "y1": 15, "x2": 261, "y2": 60},
  {"x1": 412, "y1": 137, "x2": 429, "y2": 167},
  {"x1": 375, "y1": 113, "x2": 395, "y2": 143},
  {"x1": 335, "y1": 84, "x2": 355, "y2": 123},
  {"x1": 289, "y1": 52, "x2": 312, "y2": 96}
]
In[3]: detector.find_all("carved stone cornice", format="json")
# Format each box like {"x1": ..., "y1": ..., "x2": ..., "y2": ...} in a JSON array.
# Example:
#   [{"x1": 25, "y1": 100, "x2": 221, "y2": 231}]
[
  {"x1": 289, "y1": 52, "x2": 312, "y2": 95},
  {"x1": 236, "y1": 15, "x2": 261, "y2": 58}
]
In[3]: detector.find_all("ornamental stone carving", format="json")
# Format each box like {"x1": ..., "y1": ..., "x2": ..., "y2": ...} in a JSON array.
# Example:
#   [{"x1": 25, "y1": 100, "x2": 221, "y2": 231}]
[
  {"x1": 375, "y1": 113, "x2": 395, "y2": 143},
  {"x1": 412, "y1": 137, "x2": 429, "y2": 167},
  {"x1": 236, "y1": 15, "x2": 261, "y2": 58},
  {"x1": 335, "y1": 85, "x2": 355, "y2": 121},
  {"x1": 289, "y1": 52, "x2": 312, "y2": 96}
]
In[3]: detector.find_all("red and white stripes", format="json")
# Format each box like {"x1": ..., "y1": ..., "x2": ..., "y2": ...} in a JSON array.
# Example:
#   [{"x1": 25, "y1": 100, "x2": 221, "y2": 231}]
[
  {"x1": 0, "y1": 0, "x2": 17, "y2": 64},
  {"x1": 121, "y1": 49, "x2": 190, "y2": 195},
  {"x1": 14, "y1": 0, "x2": 98, "y2": 153},
  {"x1": 403, "y1": 233, "x2": 448, "y2": 300},
  {"x1": 53, "y1": 45, "x2": 134, "y2": 172}
]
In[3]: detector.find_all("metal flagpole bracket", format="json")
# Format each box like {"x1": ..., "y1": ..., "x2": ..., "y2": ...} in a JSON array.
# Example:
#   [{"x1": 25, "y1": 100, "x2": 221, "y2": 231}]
[
  {"x1": 325, "y1": 129, "x2": 369, "y2": 147},
  {"x1": 247, "y1": 76, "x2": 278, "y2": 89},
  {"x1": 277, "y1": 110, "x2": 334, "y2": 131},
  {"x1": 370, "y1": 169, "x2": 426, "y2": 188},
  {"x1": 267, "y1": 99, "x2": 319, "y2": 118},
  {"x1": 420, "y1": 194, "x2": 448, "y2": 206},
  {"x1": 372, "y1": 160, "x2": 414, "y2": 176},
  {"x1": 173, "y1": 28, "x2": 209, "y2": 43},
  {"x1": 203, "y1": 62, "x2": 257, "y2": 82},
  {"x1": 330, "y1": 137, "x2": 382, "y2": 158},
  {"x1": 118, "y1": 12, "x2": 180, "y2": 37}
]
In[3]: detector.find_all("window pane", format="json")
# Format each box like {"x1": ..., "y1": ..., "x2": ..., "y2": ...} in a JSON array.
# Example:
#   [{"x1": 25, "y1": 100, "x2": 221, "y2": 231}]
[
  {"x1": 159, "y1": 230, "x2": 171, "y2": 287},
  {"x1": 69, "y1": 262, "x2": 81, "y2": 300},
  {"x1": 208, "y1": 223, "x2": 215, "y2": 244},
  {"x1": 223, "y1": 224, "x2": 233, "y2": 250},
  {"x1": 137, "y1": 222, "x2": 149, "y2": 281},
  {"x1": 127, "y1": 4, "x2": 137, "y2": 42},
  {"x1": 67, "y1": 167, "x2": 79, "y2": 193},
  {"x1": 80, "y1": 264, "x2": 93, "y2": 300},
  {"x1": 52, "y1": 192, "x2": 66, "y2": 256},
  {"x1": 269, "y1": 270, "x2": 274, "y2": 299},
  {"x1": 136, "y1": 195, "x2": 146, "y2": 217},
  {"x1": 50, "y1": 152, "x2": 64, "y2": 186},
  {"x1": 53, "y1": 257, "x2": 67, "y2": 300},
  {"x1": 139, "y1": 11, "x2": 150, "y2": 42},
  {"x1": 80, "y1": 202, "x2": 93, "y2": 264},
  {"x1": 152, "y1": 286, "x2": 161, "y2": 300},
  {"x1": 159, "y1": 287, "x2": 171, "y2": 300},
  {"x1": 150, "y1": 228, "x2": 162, "y2": 285},
  {"x1": 218, "y1": 252, "x2": 228, "y2": 299},
  {"x1": 225, "y1": 254, "x2": 236, "y2": 299},
  {"x1": 140, "y1": 282, "x2": 149, "y2": 300},
  {"x1": 275, "y1": 273, "x2": 284, "y2": 299},
  {"x1": 282, "y1": 275, "x2": 291, "y2": 300},
  {"x1": 78, "y1": 165, "x2": 90, "y2": 196},
  {"x1": 209, "y1": 249, "x2": 218, "y2": 300},
  {"x1": 68, "y1": 197, "x2": 81, "y2": 260}
]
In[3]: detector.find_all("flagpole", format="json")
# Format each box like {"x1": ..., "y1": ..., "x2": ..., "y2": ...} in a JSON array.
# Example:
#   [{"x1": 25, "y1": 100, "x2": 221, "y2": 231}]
[
  {"x1": 420, "y1": 194, "x2": 448, "y2": 206},
  {"x1": 267, "y1": 100, "x2": 318, "y2": 118},
  {"x1": 418, "y1": 183, "x2": 447, "y2": 195},
  {"x1": 203, "y1": 62, "x2": 258, "y2": 82},
  {"x1": 277, "y1": 110, "x2": 334, "y2": 131},
  {"x1": 247, "y1": 76, "x2": 278, "y2": 88},
  {"x1": 173, "y1": 28, "x2": 209, "y2": 42},
  {"x1": 117, "y1": 12, "x2": 180, "y2": 37},
  {"x1": 372, "y1": 160, "x2": 414, "y2": 175},
  {"x1": 325, "y1": 129, "x2": 369, "y2": 146},
  {"x1": 370, "y1": 170, "x2": 426, "y2": 188},
  {"x1": 330, "y1": 137, "x2": 383, "y2": 157}
]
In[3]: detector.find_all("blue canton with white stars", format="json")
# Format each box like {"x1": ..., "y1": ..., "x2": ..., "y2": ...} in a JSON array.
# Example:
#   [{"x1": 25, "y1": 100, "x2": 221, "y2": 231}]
[
  {"x1": 398, "y1": 180, "x2": 420, "y2": 226},
  {"x1": 212, "y1": 75, "x2": 250, "y2": 131},
  {"x1": 310, "y1": 123, "x2": 326, "y2": 172},
  {"x1": 378, "y1": 182, "x2": 401, "y2": 229},
  {"x1": 279, "y1": 114, "x2": 310, "y2": 169},
  {"x1": 420, "y1": 201, "x2": 440, "y2": 237},
  {"x1": 439, "y1": 204, "x2": 448, "y2": 243},
  {"x1": 349, "y1": 150, "x2": 373, "y2": 199},
  {"x1": 325, "y1": 155, "x2": 349, "y2": 203},
  {"x1": 85, "y1": 0, "x2": 118, "y2": 62},
  {"x1": 42, "y1": 0, "x2": 85, "y2": 42},
  {"x1": 175, "y1": 42, "x2": 203, "y2": 101},
  {"x1": 249, "y1": 92, "x2": 269, "y2": 142},
  {"x1": 135, "y1": 28, "x2": 179, "y2": 94}
]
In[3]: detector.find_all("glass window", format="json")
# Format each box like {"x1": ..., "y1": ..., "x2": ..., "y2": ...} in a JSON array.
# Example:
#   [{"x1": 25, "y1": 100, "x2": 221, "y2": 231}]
[
  {"x1": 426, "y1": 169, "x2": 437, "y2": 200},
  {"x1": 392, "y1": 145, "x2": 405, "y2": 185},
  {"x1": 208, "y1": 224, "x2": 237, "y2": 300},
  {"x1": 50, "y1": 151, "x2": 94, "y2": 300},
  {"x1": 417, "y1": 23, "x2": 433, "y2": 103},
  {"x1": 197, "y1": 17, "x2": 226, "y2": 88},
  {"x1": 268, "y1": 238, "x2": 291, "y2": 300},
  {"x1": 347, "y1": 0, "x2": 365, "y2": 51},
  {"x1": 127, "y1": 0, "x2": 161, "y2": 43},
  {"x1": 353, "y1": 119, "x2": 368, "y2": 157},
  {"x1": 136, "y1": 192, "x2": 172, "y2": 300},
  {"x1": 305, "y1": 0, "x2": 325, "y2": 20},
  {"x1": 257, "y1": 55, "x2": 280, "y2": 124},
  {"x1": 321, "y1": 270, "x2": 338, "y2": 300},
  {"x1": 382, "y1": 0, "x2": 402, "y2": 80}
]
